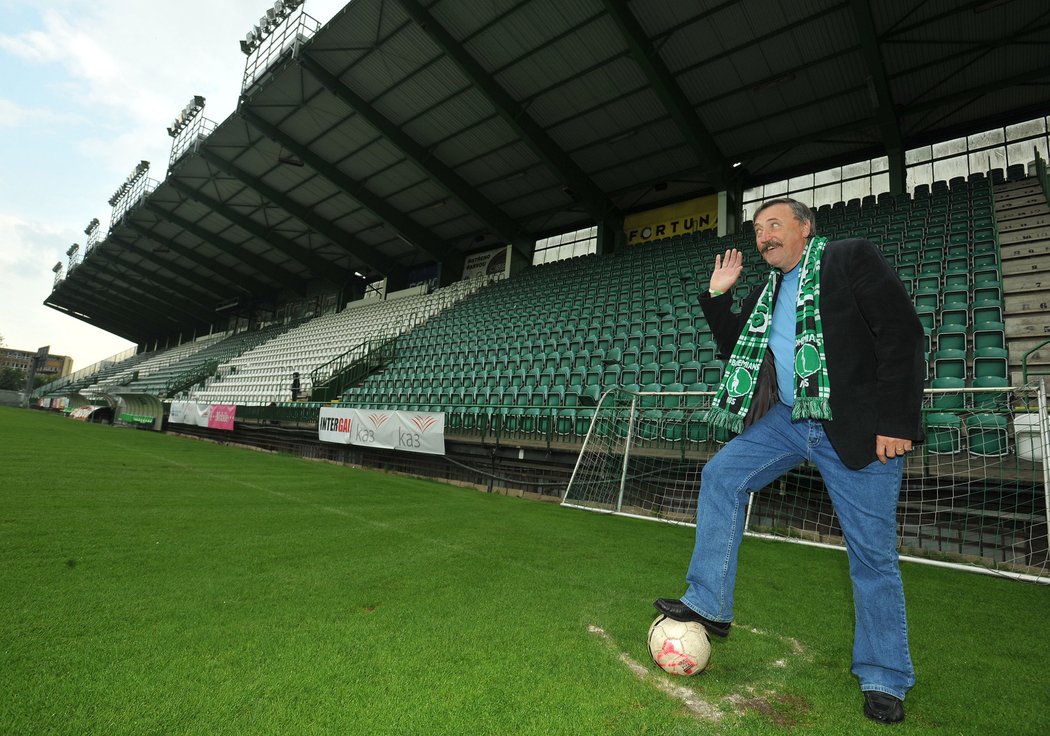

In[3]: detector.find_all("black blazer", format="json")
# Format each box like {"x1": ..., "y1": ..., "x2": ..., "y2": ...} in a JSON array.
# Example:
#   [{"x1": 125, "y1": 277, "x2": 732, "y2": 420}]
[{"x1": 700, "y1": 238, "x2": 926, "y2": 470}]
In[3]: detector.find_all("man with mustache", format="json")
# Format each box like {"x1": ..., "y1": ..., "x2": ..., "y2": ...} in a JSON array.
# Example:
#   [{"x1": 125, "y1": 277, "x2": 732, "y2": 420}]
[{"x1": 654, "y1": 198, "x2": 925, "y2": 725}]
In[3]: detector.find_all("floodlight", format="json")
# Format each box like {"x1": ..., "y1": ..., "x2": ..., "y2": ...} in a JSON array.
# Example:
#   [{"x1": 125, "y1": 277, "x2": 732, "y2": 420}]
[
  {"x1": 266, "y1": 8, "x2": 277, "y2": 21},
  {"x1": 66, "y1": 243, "x2": 80, "y2": 257},
  {"x1": 52, "y1": 262, "x2": 63, "y2": 273}
]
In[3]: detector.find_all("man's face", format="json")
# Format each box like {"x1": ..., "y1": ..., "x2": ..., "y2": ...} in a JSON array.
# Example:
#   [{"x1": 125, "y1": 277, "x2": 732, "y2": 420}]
[{"x1": 754, "y1": 203, "x2": 811, "y2": 272}]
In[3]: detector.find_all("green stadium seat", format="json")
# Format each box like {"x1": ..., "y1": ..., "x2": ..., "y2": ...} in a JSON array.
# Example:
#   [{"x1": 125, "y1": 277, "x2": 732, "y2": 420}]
[
  {"x1": 659, "y1": 362, "x2": 681, "y2": 385},
  {"x1": 639, "y1": 363, "x2": 661, "y2": 386},
  {"x1": 580, "y1": 384, "x2": 601, "y2": 406},
  {"x1": 970, "y1": 376, "x2": 1011, "y2": 410},
  {"x1": 915, "y1": 305, "x2": 938, "y2": 331},
  {"x1": 930, "y1": 377, "x2": 965, "y2": 410},
  {"x1": 972, "y1": 347, "x2": 1009, "y2": 379},
  {"x1": 972, "y1": 282, "x2": 1002, "y2": 303},
  {"x1": 926, "y1": 412, "x2": 962, "y2": 454},
  {"x1": 965, "y1": 414, "x2": 1009, "y2": 457},
  {"x1": 970, "y1": 299, "x2": 1003, "y2": 325},
  {"x1": 935, "y1": 325, "x2": 967, "y2": 353},
  {"x1": 972, "y1": 322, "x2": 1005, "y2": 351},
  {"x1": 933, "y1": 349, "x2": 966, "y2": 380},
  {"x1": 702, "y1": 360, "x2": 725, "y2": 386}
]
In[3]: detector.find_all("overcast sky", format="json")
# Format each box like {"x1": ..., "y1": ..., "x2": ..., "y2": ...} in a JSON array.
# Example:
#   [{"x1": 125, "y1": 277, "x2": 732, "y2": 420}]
[{"x1": 0, "y1": 0, "x2": 348, "y2": 371}]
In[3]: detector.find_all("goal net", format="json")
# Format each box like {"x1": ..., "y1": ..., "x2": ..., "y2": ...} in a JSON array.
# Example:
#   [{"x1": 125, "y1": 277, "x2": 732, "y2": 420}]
[{"x1": 563, "y1": 383, "x2": 1050, "y2": 582}]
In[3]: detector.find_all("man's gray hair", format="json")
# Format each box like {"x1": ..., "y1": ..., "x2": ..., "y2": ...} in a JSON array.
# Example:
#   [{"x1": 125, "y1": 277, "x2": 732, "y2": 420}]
[{"x1": 754, "y1": 197, "x2": 817, "y2": 235}]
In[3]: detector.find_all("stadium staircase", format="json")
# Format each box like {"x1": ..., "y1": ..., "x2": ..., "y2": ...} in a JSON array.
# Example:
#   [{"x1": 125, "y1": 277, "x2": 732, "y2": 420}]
[{"x1": 994, "y1": 164, "x2": 1050, "y2": 384}]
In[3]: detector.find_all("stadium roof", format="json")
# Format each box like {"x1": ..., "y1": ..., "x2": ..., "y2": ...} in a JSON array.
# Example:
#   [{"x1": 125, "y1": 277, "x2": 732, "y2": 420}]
[{"x1": 46, "y1": 0, "x2": 1050, "y2": 343}]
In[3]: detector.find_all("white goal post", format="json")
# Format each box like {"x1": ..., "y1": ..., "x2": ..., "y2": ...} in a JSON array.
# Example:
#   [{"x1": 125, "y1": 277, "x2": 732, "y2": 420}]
[{"x1": 562, "y1": 382, "x2": 1050, "y2": 584}]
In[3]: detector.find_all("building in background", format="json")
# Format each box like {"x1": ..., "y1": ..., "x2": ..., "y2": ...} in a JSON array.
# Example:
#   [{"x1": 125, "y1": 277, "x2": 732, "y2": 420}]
[{"x1": 0, "y1": 348, "x2": 73, "y2": 380}]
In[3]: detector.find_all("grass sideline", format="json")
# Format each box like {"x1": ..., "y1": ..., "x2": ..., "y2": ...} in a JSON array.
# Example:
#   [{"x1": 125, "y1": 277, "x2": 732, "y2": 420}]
[{"x1": 1, "y1": 406, "x2": 1047, "y2": 735}]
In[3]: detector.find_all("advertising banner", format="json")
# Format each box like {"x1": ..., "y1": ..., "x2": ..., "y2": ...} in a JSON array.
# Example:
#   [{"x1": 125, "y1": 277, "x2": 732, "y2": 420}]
[
  {"x1": 207, "y1": 404, "x2": 236, "y2": 431},
  {"x1": 623, "y1": 194, "x2": 718, "y2": 245},
  {"x1": 318, "y1": 408, "x2": 445, "y2": 456},
  {"x1": 318, "y1": 406, "x2": 355, "y2": 444},
  {"x1": 393, "y1": 410, "x2": 446, "y2": 456},
  {"x1": 462, "y1": 245, "x2": 510, "y2": 280},
  {"x1": 69, "y1": 406, "x2": 98, "y2": 421},
  {"x1": 169, "y1": 401, "x2": 211, "y2": 427}
]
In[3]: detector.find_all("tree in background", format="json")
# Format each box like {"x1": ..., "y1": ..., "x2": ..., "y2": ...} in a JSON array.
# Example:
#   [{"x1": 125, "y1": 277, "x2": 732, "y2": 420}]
[{"x1": 0, "y1": 367, "x2": 25, "y2": 391}]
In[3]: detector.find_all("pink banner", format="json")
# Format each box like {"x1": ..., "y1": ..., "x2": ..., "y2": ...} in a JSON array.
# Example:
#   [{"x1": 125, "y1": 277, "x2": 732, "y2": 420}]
[{"x1": 207, "y1": 404, "x2": 236, "y2": 431}]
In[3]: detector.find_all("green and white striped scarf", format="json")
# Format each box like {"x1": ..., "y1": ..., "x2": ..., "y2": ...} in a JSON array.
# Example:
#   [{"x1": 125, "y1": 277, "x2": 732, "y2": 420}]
[{"x1": 707, "y1": 236, "x2": 833, "y2": 434}]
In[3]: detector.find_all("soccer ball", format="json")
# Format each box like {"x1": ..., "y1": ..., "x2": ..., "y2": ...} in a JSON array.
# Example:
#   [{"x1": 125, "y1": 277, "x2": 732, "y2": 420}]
[{"x1": 647, "y1": 615, "x2": 711, "y2": 676}]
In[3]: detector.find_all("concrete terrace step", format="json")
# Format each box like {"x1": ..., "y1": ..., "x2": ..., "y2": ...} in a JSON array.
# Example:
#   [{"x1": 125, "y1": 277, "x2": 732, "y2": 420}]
[
  {"x1": 998, "y1": 223, "x2": 1050, "y2": 246},
  {"x1": 998, "y1": 210, "x2": 1050, "y2": 232},
  {"x1": 994, "y1": 178, "x2": 1040, "y2": 195},
  {"x1": 1001, "y1": 240, "x2": 1050, "y2": 261},
  {"x1": 1005, "y1": 314, "x2": 1050, "y2": 341},
  {"x1": 997, "y1": 195, "x2": 1050, "y2": 217},
  {"x1": 1009, "y1": 338, "x2": 1050, "y2": 366},
  {"x1": 1001, "y1": 252, "x2": 1050, "y2": 277},
  {"x1": 995, "y1": 203, "x2": 1049, "y2": 224},
  {"x1": 1005, "y1": 288, "x2": 1050, "y2": 312}
]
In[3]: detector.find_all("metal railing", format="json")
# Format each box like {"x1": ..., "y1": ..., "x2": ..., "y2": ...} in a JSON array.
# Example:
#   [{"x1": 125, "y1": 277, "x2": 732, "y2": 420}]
[
  {"x1": 241, "y1": 9, "x2": 320, "y2": 93},
  {"x1": 309, "y1": 336, "x2": 399, "y2": 402}
]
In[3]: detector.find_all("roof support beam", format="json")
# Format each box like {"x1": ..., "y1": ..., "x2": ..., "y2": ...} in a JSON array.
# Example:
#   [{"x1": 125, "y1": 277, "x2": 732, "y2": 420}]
[
  {"x1": 45, "y1": 291, "x2": 143, "y2": 341},
  {"x1": 79, "y1": 260, "x2": 217, "y2": 323},
  {"x1": 396, "y1": 0, "x2": 620, "y2": 227},
  {"x1": 123, "y1": 220, "x2": 263, "y2": 294},
  {"x1": 85, "y1": 243, "x2": 219, "y2": 309},
  {"x1": 108, "y1": 234, "x2": 238, "y2": 299},
  {"x1": 62, "y1": 270, "x2": 209, "y2": 326},
  {"x1": 238, "y1": 107, "x2": 448, "y2": 262},
  {"x1": 298, "y1": 53, "x2": 535, "y2": 264},
  {"x1": 849, "y1": 0, "x2": 904, "y2": 189},
  {"x1": 602, "y1": 0, "x2": 725, "y2": 178},
  {"x1": 144, "y1": 201, "x2": 305, "y2": 294},
  {"x1": 57, "y1": 279, "x2": 196, "y2": 336},
  {"x1": 197, "y1": 147, "x2": 406, "y2": 282},
  {"x1": 168, "y1": 178, "x2": 352, "y2": 287}
]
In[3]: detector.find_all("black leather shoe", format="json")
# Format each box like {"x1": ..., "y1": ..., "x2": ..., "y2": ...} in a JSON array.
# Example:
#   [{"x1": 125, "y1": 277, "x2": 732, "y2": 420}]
[
  {"x1": 863, "y1": 691, "x2": 905, "y2": 724},
  {"x1": 652, "y1": 598, "x2": 731, "y2": 637}
]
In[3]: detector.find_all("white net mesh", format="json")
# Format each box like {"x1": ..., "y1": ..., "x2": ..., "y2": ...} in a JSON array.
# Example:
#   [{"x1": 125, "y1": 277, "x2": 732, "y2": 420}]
[{"x1": 563, "y1": 384, "x2": 1050, "y2": 582}]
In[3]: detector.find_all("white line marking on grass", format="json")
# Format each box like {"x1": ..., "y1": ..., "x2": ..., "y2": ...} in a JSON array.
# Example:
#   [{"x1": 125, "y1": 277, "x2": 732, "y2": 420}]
[
  {"x1": 743, "y1": 625, "x2": 809, "y2": 658},
  {"x1": 588, "y1": 623, "x2": 813, "y2": 725},
  {"x1": 587, "y1": 624, "x2": 725, "y2": 722}
]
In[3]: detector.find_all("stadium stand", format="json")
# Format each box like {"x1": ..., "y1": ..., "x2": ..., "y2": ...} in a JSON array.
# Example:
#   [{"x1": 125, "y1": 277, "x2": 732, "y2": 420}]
[
  {"x1": 27, "y1": 0, "x2": 1050, "y2": 578},
  {"x1": 188, "y1": 277, "x2": 491, "y2": 405}
]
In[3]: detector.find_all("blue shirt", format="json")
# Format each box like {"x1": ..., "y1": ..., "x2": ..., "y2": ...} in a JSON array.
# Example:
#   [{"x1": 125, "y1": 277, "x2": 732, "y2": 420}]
[{"x1": 769, "y1": 265, "x2": 800, "y2": 407}]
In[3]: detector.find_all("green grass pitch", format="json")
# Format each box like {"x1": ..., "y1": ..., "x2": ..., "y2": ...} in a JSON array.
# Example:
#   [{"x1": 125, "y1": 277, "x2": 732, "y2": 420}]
[{"x1": 1, "y1": 407, "x2": 1047, "y2": 734}]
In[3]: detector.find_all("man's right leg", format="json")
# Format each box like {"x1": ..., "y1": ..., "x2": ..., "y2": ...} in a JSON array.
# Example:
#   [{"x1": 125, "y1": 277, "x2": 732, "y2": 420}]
[{"x1": 680, "y1": 403, "x2": 805, "y2": 623}]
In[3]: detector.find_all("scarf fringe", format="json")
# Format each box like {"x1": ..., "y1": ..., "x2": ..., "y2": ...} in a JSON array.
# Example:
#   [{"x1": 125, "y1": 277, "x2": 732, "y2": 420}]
[
  {"x1": 706, "y1": 406, "x2": 744, "y2": 435},
  {"x1": 791, "y1": 397, "x2": 833, "y2": 422}
]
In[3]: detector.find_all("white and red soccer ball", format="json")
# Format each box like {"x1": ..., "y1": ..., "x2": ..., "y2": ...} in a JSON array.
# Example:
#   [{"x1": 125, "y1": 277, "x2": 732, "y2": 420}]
[{"x1": 647, "y1": 615, "x2": 711, "y2": 676}]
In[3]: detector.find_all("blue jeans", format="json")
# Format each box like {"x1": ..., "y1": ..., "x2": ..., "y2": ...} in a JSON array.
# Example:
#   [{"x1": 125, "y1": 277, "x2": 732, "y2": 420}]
[{"x1": 681, "y1": 402, "x2": 915, "y2": 699}]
